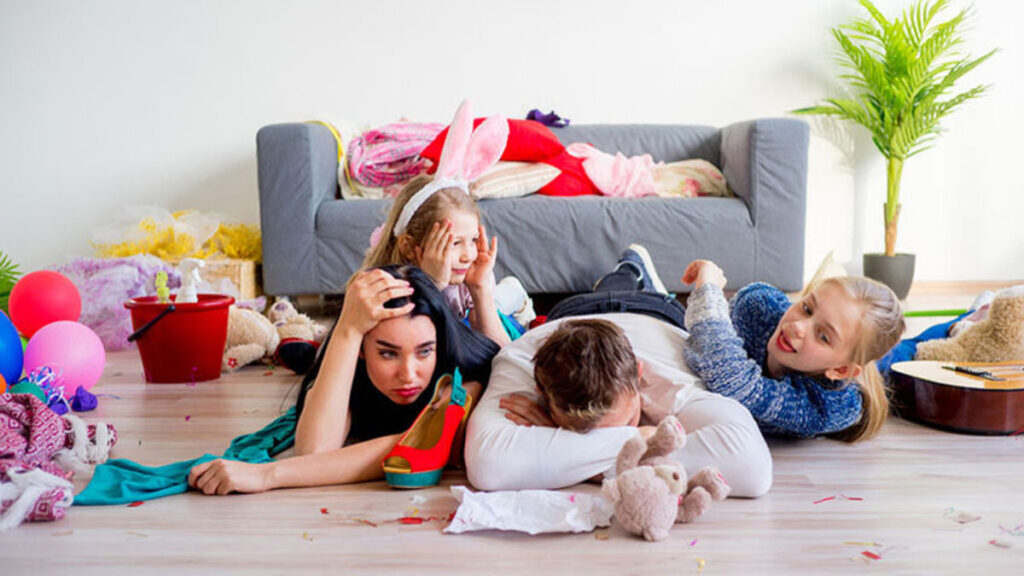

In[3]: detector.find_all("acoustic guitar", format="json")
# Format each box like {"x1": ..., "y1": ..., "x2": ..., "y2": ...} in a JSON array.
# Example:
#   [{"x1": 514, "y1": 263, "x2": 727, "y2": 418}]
[{"x1": 890, "y1": 360, "x2": 1024, "y2": 435}]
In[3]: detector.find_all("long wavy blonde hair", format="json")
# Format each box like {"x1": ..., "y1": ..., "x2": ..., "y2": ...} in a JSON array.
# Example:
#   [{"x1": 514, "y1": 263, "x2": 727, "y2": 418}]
[{"x1": 815, "y1": 276, "x2": 905, "y2": 442}]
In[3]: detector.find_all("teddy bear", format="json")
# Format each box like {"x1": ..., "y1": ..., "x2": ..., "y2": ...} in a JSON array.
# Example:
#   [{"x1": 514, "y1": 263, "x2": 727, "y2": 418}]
[
  {"x1": 222, "y1": 305, "x2": 280, "y2": 372},
  {"x1": 915, "y1": 286, "x2": 1024, "y2": 363},
  {"x1": 266, "y1": 299, "x2": 329, "y2": 374},
  {"x1": 601, "y1": 416, "x2": 730, "y2": 542},
  {"x1": 222, "y1": 300, "x2": 330, "y2": 374}
]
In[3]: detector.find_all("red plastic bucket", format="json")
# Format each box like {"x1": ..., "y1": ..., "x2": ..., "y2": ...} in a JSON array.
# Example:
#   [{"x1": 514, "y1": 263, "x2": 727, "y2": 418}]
[{"x1": 124, "y1": 294, "x2": 234, "y2": 383}]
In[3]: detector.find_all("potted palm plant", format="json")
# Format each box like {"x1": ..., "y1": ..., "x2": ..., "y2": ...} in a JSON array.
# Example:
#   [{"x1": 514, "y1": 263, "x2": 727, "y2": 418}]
[{"x1": 795, "y1": 0, "x2": 995, "y2": 298}]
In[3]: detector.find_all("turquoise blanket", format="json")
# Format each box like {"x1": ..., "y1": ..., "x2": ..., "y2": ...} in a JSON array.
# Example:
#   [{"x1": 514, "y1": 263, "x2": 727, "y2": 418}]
[{"x1": 74, "y1": 407, "x2": 297, "y2": 506}]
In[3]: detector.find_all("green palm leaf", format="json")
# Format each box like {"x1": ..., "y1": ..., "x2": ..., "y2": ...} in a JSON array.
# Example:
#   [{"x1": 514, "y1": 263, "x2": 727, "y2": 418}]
[
  {"x1": 0, "y1": 251, "x2": 21, "y2": 313},
  {"x1": 793, "y1": 0, "x2": 994, "y2": 256}
]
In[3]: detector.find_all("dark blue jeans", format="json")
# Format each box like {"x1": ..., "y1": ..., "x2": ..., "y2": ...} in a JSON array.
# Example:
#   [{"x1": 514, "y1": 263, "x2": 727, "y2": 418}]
[{"x1": 546, "y1": 266, "x2": 687, "y2": 329}]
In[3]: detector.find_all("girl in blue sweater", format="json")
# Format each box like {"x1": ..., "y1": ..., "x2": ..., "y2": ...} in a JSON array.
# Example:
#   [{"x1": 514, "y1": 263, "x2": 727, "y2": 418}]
[{"x1": 681, "y1": 260, "x2": 905, "y2": 442}]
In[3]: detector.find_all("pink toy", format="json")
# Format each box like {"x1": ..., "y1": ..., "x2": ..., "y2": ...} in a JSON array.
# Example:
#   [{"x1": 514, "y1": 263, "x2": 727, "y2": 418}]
[
  {"x1": 8, "y1": 271, "x2": 82, "y2": 338},
  {"x1": 23, "y1": 321, "x2": 105, "y2": 396}
]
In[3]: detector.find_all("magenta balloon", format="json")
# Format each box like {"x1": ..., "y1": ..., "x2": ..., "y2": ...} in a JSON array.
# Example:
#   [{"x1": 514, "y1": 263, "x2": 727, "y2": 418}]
[{"x1": 24, "y1": 321, "x2": 105, "y2": 396}]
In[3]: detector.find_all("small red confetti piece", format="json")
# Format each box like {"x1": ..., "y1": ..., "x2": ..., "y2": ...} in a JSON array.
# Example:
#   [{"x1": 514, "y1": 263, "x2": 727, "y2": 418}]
[
  {"x1": 399, "y1": 517, "x2": 424, "y2": 525},
  {"x1": 320, "y1": 508, "x2": 329, "y2": 515},
  {"x1": 569, "y1": 494, "x2": 576, "y2": 503},
  {"x1": 127, "y1": 501, "x2": 144, "y2": 507},
  {"x1": 263, "y1": 371, "x2": 274, "y2": 376},
  {"x1": 861, "y1": 551, "x2": 882, "y2": 560},
  {"x1": 813, "y1": 496, "x2": 836, "y2": 504}
]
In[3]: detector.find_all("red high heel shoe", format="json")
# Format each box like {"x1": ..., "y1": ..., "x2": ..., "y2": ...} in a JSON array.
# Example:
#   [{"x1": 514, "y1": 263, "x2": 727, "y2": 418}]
[{"x1": 382, "y1": 368, "x2": 470, "y2": 488}]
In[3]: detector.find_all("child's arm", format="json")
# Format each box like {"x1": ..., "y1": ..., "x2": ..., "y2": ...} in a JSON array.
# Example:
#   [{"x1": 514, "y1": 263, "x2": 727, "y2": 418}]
[
  {"x1": 464, "y1": 226, "x2": 511, "y2": 346},
  {"x1": 682, "y1": 264, "x2": 861, "y2": 437},
  {"x1": 295, "y1": 270, "x2": 414, "y2": 455}
]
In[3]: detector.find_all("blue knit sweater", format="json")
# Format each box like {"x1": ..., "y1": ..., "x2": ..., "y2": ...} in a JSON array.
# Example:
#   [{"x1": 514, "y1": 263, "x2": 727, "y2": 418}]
[{"x1": 683, "y1": 283, "x2": 862, "y2": 438}]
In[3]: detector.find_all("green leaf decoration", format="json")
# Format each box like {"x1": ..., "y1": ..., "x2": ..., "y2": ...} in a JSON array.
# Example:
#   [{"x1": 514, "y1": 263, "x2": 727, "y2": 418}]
[{"x1": 0, "y1": 251, "x2": 21, "y2": 314}]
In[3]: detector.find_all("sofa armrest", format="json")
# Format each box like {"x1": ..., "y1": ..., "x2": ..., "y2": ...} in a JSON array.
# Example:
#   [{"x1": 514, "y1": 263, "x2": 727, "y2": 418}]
[
  {"x1": 721, "y1": 118, "x2": 809, "y2": 292},
  {"x1": 257, "y1": 123, "x2": 339, "y2": 295}
]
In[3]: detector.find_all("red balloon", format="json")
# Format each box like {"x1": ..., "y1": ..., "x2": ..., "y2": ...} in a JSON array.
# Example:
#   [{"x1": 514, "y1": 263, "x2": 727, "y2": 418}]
[{"x1": 8, "y1": 271, "x2": 82, "y2": 338}]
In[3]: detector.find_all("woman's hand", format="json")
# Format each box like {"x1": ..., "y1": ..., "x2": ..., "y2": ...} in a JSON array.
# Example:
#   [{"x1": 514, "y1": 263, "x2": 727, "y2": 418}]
[
  {"x1": 188, "y1": 459, "x2": 275, "y2": 495},
  {"x1": 338, "y1": 269, "x2": 415, "y2": 336},
  {"x1": 415, "y1": 220, "x2": 454, "y2": 288},
  {"x1": 500, "y1": 393, "x2": 555, "y2": 427},
  {"x1": 464, "y1": 225, "x2": 498, "y2": 292},
  {"x1": 682, "y1": 260, "x2": 727, "y2": 290}
]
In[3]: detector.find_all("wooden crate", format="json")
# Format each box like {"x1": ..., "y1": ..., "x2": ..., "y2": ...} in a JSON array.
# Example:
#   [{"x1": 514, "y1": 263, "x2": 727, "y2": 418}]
[{"x1": 169, "y1": 258, "x2": 262, "y2": 300}]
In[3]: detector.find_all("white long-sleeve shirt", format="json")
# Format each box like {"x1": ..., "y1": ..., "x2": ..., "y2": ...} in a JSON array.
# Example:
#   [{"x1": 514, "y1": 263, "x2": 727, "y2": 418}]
[{"x1": 465, "y1": 313, "x2": 773, "y2": 497}]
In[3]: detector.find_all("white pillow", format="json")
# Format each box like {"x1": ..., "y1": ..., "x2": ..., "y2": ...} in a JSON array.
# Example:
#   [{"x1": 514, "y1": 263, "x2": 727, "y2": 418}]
[{"x1": 469, "y1": 162, "x2": 560, "y2": 200}]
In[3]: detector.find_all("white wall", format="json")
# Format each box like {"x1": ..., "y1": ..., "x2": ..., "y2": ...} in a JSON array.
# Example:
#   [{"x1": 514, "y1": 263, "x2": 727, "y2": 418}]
[{"x1": 2, "y1": 0, "x2": 1022, "y2": 282}]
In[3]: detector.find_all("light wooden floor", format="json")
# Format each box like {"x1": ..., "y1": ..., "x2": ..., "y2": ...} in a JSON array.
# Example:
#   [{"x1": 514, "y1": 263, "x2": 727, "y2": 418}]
[{"x1": 3, "y1": 283, "x2": 1024, "y2": 575}]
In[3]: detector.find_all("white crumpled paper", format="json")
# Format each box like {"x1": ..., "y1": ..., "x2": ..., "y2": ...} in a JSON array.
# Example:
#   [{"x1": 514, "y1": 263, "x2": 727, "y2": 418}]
[{"x1": 443, "y1": 485, "x2": 613, "y2": 535}]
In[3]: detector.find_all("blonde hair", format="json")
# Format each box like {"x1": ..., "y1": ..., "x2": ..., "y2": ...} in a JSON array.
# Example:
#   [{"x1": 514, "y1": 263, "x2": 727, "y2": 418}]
[
  {"x1": 362, "y1": 175, "x2": 480, "y2": 270},
  {"x1": 819, "y1": 276, "x2": 906, "y2": 443}
]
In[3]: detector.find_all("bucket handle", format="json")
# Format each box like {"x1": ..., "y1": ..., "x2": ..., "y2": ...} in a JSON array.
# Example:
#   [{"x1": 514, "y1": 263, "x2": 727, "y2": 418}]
[{"x1": 127, "y1": 304, "x2": 176, "y2": 343}]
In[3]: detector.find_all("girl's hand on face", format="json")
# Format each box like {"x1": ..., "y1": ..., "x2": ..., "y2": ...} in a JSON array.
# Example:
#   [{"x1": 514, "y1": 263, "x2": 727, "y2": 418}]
[
  {"x1": 500, "y1": 393, "x2": 555, "y2": 427},
  {"x1": 188, "y1": 459, "x2": 273, "y2": 495},
  {"x1": 464, "y1": 225, "x2": 498, "y2": 291},
  {"x1": 415, "y1": 220, "x2": 454, "y2": 289},
  {"x1": 339, "y1": 269, "x2": 415, "y2": 336},
  {"x1": 682, "y1": 260, "x2": 727, "y2": 290}
]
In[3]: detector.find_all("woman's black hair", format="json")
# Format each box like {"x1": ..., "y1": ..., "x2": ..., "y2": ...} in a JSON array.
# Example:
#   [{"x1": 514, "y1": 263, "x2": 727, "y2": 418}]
[{"x1": 295, "y1": 265, "x2": 500, "y2": 416}]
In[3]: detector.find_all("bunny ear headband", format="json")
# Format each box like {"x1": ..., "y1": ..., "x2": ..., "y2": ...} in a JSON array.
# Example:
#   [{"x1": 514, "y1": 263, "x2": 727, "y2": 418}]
[{"x1": 392, "y1": 100, "x2": 509, "y2": 237}]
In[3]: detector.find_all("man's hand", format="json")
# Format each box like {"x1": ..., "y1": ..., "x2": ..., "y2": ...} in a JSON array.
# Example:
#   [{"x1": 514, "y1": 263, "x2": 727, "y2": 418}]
[{"x1": 500, "y1": 393, "x2": 555, "y2": 428}]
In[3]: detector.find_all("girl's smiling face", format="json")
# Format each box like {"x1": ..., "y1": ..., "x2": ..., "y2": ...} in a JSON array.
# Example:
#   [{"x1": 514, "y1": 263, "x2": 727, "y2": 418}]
[
  {"x1": 765, "y1": 283, "x2": 864, "y2": 380},
  {"x1": 444, "y1": 210, "x2": 480, "y2": 285},
  {"x1": 362, "y1": 314, "x2": 438, "y2": 405}
]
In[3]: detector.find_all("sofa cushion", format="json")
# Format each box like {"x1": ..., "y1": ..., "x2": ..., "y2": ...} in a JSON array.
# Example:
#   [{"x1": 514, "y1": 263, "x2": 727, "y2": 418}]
[{"x1": 420, "y1": 119, "x2": 564, "y2": 164}]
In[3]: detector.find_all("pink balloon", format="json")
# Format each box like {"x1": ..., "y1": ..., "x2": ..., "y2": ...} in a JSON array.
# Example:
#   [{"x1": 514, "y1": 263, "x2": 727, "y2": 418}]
[{"x1": 24, "y1": 321, "x2": 105, "y2": 396}]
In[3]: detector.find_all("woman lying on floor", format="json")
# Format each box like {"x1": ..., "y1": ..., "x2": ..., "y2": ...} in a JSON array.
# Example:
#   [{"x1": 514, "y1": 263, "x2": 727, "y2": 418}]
[{"x1": 188, "y1": 265, "x2": 499, "y2": 494}]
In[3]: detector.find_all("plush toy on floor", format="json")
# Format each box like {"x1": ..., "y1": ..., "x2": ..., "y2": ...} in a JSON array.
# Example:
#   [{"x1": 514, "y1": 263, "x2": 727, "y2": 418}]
[
  {"x1": 222, "y1": 306, "x2": 280, "y2": 372},
  {"x1": 266, "y1": 299, "x2": 329, "y2": 374},
  {"x1": 222, "y1": 301, "x2": 330, "y2": 374},
  {"x1": 915, "y1": 286, "x2": 1024, "y2": 363},
  {"x1": 601, "y1": 416, "x2": 730, "y2": 542}
]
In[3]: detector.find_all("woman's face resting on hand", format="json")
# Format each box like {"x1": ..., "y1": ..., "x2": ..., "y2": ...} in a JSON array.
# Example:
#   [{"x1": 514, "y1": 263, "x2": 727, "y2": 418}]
[{"x1": 361, "y1": 313, "x2": 438, "y2": 405}]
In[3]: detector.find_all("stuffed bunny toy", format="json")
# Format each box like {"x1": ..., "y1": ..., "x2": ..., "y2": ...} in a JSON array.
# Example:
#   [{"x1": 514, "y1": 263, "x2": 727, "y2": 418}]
[{"x1": 602, "y1": 416, "x2": 731, "y2": 542}]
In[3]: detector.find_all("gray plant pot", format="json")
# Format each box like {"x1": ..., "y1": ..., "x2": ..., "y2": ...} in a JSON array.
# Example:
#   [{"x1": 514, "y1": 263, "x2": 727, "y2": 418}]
[{"x1": 863, "y1": 253, "x2": 916, "y2": 300}]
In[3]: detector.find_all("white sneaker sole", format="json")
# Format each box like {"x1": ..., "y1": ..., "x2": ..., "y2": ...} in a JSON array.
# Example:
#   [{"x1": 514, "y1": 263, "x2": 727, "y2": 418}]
[{"x1": 627, "y1": 243, "x2": 668, "y2": 294}]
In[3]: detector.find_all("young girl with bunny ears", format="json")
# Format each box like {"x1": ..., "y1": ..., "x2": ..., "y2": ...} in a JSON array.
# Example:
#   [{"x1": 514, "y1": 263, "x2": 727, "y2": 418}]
[{"x1": 363, "y1": 101, "x2": 531, "y2": 347}]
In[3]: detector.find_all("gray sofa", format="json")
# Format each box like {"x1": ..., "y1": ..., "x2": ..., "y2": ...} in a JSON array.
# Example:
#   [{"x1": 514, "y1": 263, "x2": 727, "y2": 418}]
[{"x1": 257, "y1": 119, "x2": 809, "y2": 295}]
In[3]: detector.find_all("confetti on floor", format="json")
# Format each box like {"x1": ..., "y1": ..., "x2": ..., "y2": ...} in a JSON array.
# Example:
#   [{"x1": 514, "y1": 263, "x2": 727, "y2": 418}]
[
  {"x1": 989, "y1": 539, "x2": 1013, "y2": 549},
  {"x1": 594, "y1": 528, "x2": 610, "y2": 541},
  {"x1": 184, "y1": 415, "x2": 191, "y2": 422},
  {"x1": 814, "y1": 493, "x2": 863, "y2": 505},
  {"x1": 695, "y1": 558, "x2": 706, "y2": 574},
  {"x1": 690, "y1": 538, "x2": 699, "y2": 546},
  {"x1": 127, "y1": 501, "x2": 144, "y2": 508},
  {"x1": 998, "y1": 522, "x2": 1024, "y2": 536},
  {"x1": 302, "y1": 531, "x2": 314, "y2": 541},
  {"x1": 943, "y1": 508, "x2": 981, "y2": 524},
  {"x1": 97, "y1": 393, "x2": 122, "y2": 400},
  {"x1": 320, "y1": 508, "x2": 329, "y2": 515},
  {"x1": 861, "y1": 551, "x2": 882, "y2": 561}
]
